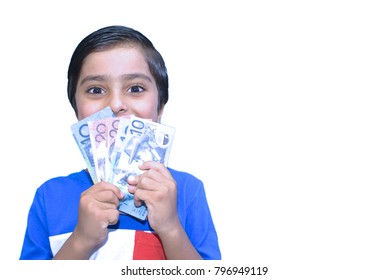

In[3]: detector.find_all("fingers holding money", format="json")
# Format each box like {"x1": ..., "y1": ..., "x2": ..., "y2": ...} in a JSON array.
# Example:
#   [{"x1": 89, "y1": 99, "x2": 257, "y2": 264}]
[
  {"x1": 88, "y1": 183, "x2": 124, "y2": 205},
  {"x1": 127, "y1": 161, "x2": 178, "y2": 233},
  {"x1": 76, "y1": 182, "x2": 123, "y2": 248},
  {"x1": 127, "y1": 175, "x2": 142, "y2": 207}
]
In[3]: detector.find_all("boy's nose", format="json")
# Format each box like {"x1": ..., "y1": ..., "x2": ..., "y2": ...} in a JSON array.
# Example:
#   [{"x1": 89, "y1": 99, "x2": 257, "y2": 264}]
[{"x1": 109, "y1": 93, "x2": 128, "y2": 116}]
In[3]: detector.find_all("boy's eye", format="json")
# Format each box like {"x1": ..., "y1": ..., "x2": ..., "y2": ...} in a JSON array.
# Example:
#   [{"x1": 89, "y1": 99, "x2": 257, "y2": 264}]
[
  {"x1": 87, "y1": 87, "x2": 105, "y2": 94},
  {"x1": 128, "y1": 85, "x2": 144, "y2": 94}
]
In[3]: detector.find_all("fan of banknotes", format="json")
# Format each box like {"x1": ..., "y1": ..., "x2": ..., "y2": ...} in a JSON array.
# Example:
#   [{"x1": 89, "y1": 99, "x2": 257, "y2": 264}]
[{"x1": 70, "y1": 106, "x2": 175, "y2": 220}]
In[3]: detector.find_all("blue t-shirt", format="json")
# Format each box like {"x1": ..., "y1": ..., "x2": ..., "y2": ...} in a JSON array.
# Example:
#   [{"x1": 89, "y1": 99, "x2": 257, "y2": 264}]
[{"x1": 20, "y1": 168, "x2": 221, "y2": 260}]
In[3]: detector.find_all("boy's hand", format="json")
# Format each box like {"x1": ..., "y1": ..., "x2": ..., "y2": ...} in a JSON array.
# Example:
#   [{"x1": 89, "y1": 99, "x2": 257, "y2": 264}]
[
  {"x1": 127, "y1": 161, "x2": 180, "y2": 234},
  {"x1": 74, "y1": 182, "x2": 124, "y2": 252}
]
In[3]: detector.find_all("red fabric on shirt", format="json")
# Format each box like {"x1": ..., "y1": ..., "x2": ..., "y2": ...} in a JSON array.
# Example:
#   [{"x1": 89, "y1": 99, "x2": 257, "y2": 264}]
[{"x1": 133, "y1": 231, "x2": 167, "y2": 260}]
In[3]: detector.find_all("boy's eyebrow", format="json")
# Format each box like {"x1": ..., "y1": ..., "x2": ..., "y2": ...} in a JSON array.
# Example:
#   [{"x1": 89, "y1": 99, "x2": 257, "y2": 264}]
[
  {"x1": 79, "y1": 75, "x2": 108, "y2": 85},
  {"x1": 121, "y1": 73, "x2": 153, "y2": 83},
  {"x1": 79, "y1": 73, "x2": 153, "y2": 85}
]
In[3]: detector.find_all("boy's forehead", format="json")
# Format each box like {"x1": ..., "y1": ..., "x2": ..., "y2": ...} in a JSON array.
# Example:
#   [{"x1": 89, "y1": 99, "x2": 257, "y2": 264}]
[{"x1": 80, "y1": 46, "x2": 150, "y2": 76}]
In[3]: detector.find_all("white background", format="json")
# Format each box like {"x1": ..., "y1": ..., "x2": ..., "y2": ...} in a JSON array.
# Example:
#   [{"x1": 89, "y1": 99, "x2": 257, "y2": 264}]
[{"x1": 1, "y1": 0, "x2": 388, "y2": 279}]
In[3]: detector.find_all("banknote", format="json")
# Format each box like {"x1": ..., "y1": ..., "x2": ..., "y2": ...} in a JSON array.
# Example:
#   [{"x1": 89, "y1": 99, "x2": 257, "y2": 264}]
[
  {"x1": 70, "y1": 106, "x2": 115, "y2": 183},
  {"x1": 105, "y1": 117, "x2": 120, "y2": 183},
  {"x1": 109, "y1": 117, "x2": 133, "y2": 183},
  {"x1": 110, "y1": 116, "x2": 147, "y2": 219},
  {"x1": 111, "y1": 116, "x2": 176, "y2": 220},
  {"x1": 88, "y1": 118, "x2": 108, "y2": 182}
]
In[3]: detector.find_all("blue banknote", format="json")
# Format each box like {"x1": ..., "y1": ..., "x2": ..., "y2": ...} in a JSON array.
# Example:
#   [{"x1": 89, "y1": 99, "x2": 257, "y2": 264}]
[
  {"x1": 70, "y1": 106, "x2": 115, "y2": 183},
  {"x1": 110, "y1": 116, "x2": 175, "y2": 220}
]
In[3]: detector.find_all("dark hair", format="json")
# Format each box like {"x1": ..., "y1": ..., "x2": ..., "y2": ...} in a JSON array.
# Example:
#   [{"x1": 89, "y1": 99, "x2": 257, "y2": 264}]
[{"x1": 67, "y1": 25, "x2": 169, "y2": 116}]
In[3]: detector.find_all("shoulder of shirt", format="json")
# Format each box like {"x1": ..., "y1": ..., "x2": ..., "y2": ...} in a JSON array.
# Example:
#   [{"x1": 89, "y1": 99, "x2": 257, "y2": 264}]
[
  {"x1": 37, "y1": 169, "x2": 91, "y2": 190},
  {"x1": 167, "y1": 167, "x2": 202, "y2": 182}
]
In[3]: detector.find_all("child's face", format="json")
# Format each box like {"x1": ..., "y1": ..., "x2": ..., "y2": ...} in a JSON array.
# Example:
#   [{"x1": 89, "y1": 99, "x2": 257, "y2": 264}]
[{"x1": 75, "y1": 46, "x2": 162, "y2": 121}]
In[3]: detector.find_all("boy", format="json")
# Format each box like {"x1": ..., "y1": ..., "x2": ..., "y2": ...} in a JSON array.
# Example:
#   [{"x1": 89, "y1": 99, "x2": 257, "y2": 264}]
[{"x1": 20, "y1": 25, "x2": 221, "y2": 260}]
